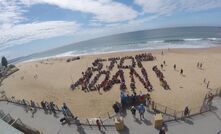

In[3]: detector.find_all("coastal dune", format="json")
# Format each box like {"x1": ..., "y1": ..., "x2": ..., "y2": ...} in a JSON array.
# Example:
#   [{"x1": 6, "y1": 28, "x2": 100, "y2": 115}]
[{"x1": 1, "y1": 47, "x2": 221, "y2": 119}]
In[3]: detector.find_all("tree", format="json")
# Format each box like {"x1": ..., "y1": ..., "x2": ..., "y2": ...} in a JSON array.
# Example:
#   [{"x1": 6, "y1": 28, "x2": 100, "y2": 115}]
[{"x1": 1, "y1": 56, "x2": 8, "y2": 68}]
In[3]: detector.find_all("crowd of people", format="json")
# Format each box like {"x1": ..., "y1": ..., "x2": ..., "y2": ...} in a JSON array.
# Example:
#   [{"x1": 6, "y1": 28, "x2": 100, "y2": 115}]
[
  {"x1": 107, "y1": 57, "x2": 120, "y2": 71},
  {"x1": 89, "y1": 70, "x2": 110, "y2": 91},
  {"x1": 129, "y1": 67, "x2": 153, "y2": 91},
  {"x1": 104, "y1": 69, "x2": 127, "y2": 91},
  {"x1": 70, "y1": 53, "x2": 155, "y2": 92},
  {"x1": 112, "y1": 90, "x2": 152, "y2": 121},
  {"x1": 119, "y1": 56, "x2": 136, "y2": 69},
  {"x1": 135, "y1": 53, "x2": 155, "y2": 68},
  {"x1": 152, "y1": 65, "x2": 170, "y2": 90}
]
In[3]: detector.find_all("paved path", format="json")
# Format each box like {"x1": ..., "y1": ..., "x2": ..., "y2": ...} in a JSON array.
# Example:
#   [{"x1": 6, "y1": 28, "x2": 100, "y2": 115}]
[{"x1": 0, "y1": 97, "x2": 221, "y2": 134}]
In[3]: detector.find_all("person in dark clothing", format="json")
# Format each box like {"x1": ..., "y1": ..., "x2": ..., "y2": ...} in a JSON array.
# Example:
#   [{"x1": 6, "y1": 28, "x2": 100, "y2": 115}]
[
  {"x1": 180, "y1": 69, "x2": 183, "y2": 75},
  {"x1": 50, "y1": 102, "x2": 56, "y2": 115},
  {"x1": 160, "y1": 64, "x2": 163, "y2": 70},
  {"x1": 22, "y1": 99, "x2": 28, "y2": 112},
  {"x1": 163, "y1": 61, "x2": 166, "y2": 65},
  {"x1": 173, "y1": 64, "x2": 176, "y2": 70},
  {"x1": 96, "y1": 119, "x2": 101, "y2": 130},
  {"x1": 159, "y1": 127, "x2": 166, "y2": 134},
  {"x1": 40, "y1": 101, "x2": 47, "y2": 113},
  {"x1": 131, "y1": 94, "x2": 136, "y2": 105},
  {"x1": 184, "y1": 106, "x2": 190, "y2": 117},
  {"x1": 30, "y1": 100, "x2": 36, "y2": 118},
  {"x1": 130, "y1": 106, "x2": 136, "y2": 117},
  {"x1": 113, "y1": 103, "x2": 120, "y2": 113}
]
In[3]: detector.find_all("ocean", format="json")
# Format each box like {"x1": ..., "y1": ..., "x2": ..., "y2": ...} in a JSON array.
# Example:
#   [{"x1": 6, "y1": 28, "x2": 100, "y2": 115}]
[{"x1": 12, "y1": 26, "x2": 221, "y2": 63}]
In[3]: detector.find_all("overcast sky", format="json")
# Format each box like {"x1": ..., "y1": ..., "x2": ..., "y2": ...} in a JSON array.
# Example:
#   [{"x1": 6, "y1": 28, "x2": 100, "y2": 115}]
[{"x1": 1, "y1": 0, "x2": 221, "y2": 59}]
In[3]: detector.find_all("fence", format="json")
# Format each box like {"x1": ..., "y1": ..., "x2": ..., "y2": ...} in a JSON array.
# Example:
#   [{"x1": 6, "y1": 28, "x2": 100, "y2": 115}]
[
  {"x1": 0, "y1": 94, "x2": 115, "y2": 129},
  {"x1": 152, "y1": 88, "x2": 221, "y2": 122},
  {"x1": 0, "y1": 95, "x2": 61, "y2": 112}
]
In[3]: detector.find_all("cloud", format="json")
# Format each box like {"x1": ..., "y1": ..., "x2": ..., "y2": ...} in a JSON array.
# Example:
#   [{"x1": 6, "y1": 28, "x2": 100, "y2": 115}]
[
  {"x1": 20, "y1": 0, "x2": 138, "y2": 23},
  {"x1": 0, "y1": 0, "x2": 25, "y2": 25},
  {"x1": 0, "y1": 21, "x2": 80, "y2": 50},
  {"x1": 1, "y1": 0, "x2": 221, "y2": 55},
  {"x1": 134, "y1": 0, "x2": 221, "y2": 14},
  {"x1": 0, "y1": 0, "x2": 80, "y2": 51}
]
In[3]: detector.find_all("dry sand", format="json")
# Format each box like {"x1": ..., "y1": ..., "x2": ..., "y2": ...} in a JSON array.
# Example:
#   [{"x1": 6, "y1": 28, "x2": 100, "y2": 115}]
[{"x1": 1, "y1": 47, "x2": 221, "y2": 119}]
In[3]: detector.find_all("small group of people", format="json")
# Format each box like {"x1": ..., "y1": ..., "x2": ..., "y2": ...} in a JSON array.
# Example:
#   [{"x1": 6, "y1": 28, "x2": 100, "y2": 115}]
[
  {"x1": 204, "y1": 78, "x2": 210, "y2": 88},
  {"x1": 197, "y1": 62, "x2": 203, "y2": 69},
  {"x1": 160, "y1": 61, "x2": 166, "y2": 70},
  {"x1": 21, "y1": 99, "x2": 58, "y2": 118},
  {"x1": 115, "y1": 90, "x2": 153, "y2": 121},
  {"x1": 40, "y1": 100, "x2": 57, "y2": 115},
  {"x1": 21, "y1": 99, "x2": 37, "y2": 117},
  {"x1": 130, "y1": 104, "x2": 146, "y2": 120},
  {"x1": 173, "y1": 64, "x2": 184, "y2": 76},
  {"x1": 119, "y1": 90, "x2": 149, "y2": 109}
]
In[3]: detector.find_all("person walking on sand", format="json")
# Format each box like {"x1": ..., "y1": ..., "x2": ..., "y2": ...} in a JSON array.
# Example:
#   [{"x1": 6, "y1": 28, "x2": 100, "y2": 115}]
[
  {"x1": 161, "y1": 64, "x2": 163, "y2": 70},
  {"x1": 200, "y1": 63, "x2": 203, "y2": 69},
  {"x1": 163, "y1": 61, "x2": 166, "y2": 65},
  {"x1": 184, "y1": 106, "x2": 190, "y2": 117},
  {"x1": 207, "y1": 81, "x2": 210, "y2": 88},
  {"x1": 173, "y1": 64, "x2": 176, "y2": 70},
  {"x1": 161, "y1": 50, "x2": 164, "y2": 56},
  {"x1": 131, "y1": 106, "x2": 136, "y2": 117},
  {"x1": 180, "y1": 69, "x2": 183, "y2": 75},
  {"x1": 203, "y1": 78, "x2": 206, "y2": 84}
]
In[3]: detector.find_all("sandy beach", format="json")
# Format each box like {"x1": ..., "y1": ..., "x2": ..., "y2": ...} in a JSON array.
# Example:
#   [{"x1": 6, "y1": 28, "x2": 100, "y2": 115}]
[{"x1": 1, "y1": 47, "x2": 221, "y2": 119}]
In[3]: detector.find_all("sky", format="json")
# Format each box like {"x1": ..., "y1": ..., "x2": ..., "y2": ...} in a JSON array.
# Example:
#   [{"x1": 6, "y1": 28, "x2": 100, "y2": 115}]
[{"x1": 1, "y1": 0, "x2": 221, "y2": 59}]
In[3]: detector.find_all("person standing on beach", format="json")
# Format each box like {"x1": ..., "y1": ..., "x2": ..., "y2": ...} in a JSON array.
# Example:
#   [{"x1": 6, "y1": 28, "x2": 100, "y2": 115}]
[
  {"x1": 173, "y1": 64, "x2": 176, "y2": 70},
  {"x1": 207, "y1": 81, "x2": 210, "y2": 88},
  {"x1": 160, "y1": 64, "x2": 163, "y2": 70},
  {"x1": 200, "y1": 63, "x2": 203, "y2": 69},
  {"x1": 180, "y1": 69, "x2": 183, "y2": 75},
  {"x1": 203, "y1": 78, "x2": 206, "y2": 84},
  {"x1": 161, "y1": 51, "x2": 164, "y2": 55},
  {"x1": 184, "y1": 106, "x2": 190, "y2": 117}
]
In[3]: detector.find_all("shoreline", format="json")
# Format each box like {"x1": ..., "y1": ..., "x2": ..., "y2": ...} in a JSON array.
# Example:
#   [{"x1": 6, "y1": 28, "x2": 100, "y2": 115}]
[{"x1": 18, "y1": 46, "x2": 221, "y2": 65}]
